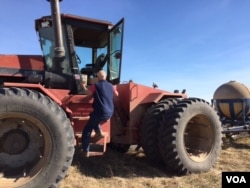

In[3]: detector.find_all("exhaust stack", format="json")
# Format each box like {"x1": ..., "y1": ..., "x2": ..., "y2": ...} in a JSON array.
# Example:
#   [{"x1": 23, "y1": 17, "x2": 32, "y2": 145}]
[{"x1": 47, "y1": 0, "x2": 65, "y2": 59}]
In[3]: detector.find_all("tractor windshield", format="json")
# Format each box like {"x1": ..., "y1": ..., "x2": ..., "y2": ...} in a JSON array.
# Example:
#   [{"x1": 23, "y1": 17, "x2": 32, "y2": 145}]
[{"x1": 39, "y1": 25, "x2": 72, "y2": 75}]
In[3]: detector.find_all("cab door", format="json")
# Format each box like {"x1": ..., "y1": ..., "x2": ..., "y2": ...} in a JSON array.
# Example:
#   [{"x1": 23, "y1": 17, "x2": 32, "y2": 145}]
[{"x1": 108, "y1": 18, "x2": 124, "y2": 85}]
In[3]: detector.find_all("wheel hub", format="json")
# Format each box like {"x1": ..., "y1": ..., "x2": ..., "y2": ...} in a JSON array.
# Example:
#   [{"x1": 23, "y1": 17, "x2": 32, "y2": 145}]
[
  {"x1": 0, "y1": 118, "x2": 43, "y2": 169},
  {"x1": 1, "y1": 130, "x2": 29, "y2": 154},
  {"x1": 184, "y1": 114, "x2": 214, "y2": 162}
]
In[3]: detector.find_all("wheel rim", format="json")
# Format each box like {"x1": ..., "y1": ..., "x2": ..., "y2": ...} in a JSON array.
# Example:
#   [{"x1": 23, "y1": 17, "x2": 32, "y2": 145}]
[
  {"x1": 184, "y1": 114, "x2": 214, "y2": 162},
  {"x1": 0, "y1": 113, "x2": 52, "y2": 188}
]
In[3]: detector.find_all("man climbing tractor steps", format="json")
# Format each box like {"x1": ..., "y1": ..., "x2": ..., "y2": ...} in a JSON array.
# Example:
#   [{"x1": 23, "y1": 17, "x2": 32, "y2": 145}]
[{"x1": 74, "y1": 118, "x2": 110, "y2": 156}]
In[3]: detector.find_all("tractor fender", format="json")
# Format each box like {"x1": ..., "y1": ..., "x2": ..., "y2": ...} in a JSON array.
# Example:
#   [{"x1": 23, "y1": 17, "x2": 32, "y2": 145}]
[{"x1": 140, "y1": 92, "x2": 185, "y2": 105}]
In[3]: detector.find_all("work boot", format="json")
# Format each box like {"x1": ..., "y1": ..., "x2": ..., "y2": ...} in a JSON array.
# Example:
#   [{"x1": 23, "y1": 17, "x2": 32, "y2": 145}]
[
  {"x1": 83, "y1": 151, "x2": 89, "y2": 158},
  {"x1": 93, "y1": 130, "x2": 105, "y2": 142}
]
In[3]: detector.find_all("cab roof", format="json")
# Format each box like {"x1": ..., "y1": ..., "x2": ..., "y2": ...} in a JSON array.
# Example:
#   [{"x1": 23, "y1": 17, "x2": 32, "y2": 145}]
[
  {"x1": 35, "y1": 14, "x2": 113, "y2": 31},
  {"x1": 35, "y1": 14, "x2": 114, "y2": 48}
]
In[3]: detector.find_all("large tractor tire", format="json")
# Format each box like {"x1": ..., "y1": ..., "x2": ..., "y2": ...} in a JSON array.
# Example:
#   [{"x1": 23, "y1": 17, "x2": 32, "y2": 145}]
[
  {"x1": 0, "y1": 88, "x2": 75, "y2": 188},
  {"x1": 158, "y1": 98, "x2": 222, "y2": 174},
  {"x1": 140, "y1": 98, "x2": 178, "y2": 163}
]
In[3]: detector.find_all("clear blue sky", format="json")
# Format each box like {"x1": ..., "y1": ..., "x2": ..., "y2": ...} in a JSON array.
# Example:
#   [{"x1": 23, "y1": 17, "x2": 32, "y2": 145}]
[{"x1": 1, "y1": 0, "x2": 250, "y2": 102}]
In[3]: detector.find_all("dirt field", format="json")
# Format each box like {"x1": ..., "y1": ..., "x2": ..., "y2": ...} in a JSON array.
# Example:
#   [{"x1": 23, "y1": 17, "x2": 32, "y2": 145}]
[{"x1": 59, "y1": 135, "x2": 250, "y2": 188}]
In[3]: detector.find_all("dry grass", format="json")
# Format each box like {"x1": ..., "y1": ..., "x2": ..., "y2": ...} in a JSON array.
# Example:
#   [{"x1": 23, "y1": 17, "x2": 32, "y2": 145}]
[{"x1": 59, "y1": 135, "x2": 250, "y2": 188}]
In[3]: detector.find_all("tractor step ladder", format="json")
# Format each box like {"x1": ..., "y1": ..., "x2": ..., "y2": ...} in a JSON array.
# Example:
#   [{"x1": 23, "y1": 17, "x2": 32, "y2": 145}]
[
  {"x1": 88, "y1": 131, "x2": 108, "y2": 156},
  {"x1": 74, "y1": 117, "x2": 110, "y2": 157},
  {"x1": 75, "y1": 131, "x2": 108, "y2": 156}
]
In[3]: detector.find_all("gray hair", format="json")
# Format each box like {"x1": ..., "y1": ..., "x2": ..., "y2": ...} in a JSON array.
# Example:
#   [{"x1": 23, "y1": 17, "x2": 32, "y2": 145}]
[{"x1": 97, "y1": 70, "x2": 107, "y2": 80}]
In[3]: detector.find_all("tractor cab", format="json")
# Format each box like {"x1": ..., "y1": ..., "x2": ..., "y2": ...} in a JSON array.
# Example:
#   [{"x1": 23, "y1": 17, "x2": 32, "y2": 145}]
[{"x1": 35, "y1": 14, "x2": 124, "y2": 93}]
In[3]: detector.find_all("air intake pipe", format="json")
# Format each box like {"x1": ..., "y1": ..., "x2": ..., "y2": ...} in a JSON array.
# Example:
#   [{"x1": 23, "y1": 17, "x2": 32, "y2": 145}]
[{"x1": 47, "y1": 0, "x2": 65, "y2": 60}]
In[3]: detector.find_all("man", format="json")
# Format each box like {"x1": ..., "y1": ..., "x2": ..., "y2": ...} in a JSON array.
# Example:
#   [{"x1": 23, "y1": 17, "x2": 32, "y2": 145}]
[{"x1": 82, "y1": 70, "x2": 118, "y2": 157}]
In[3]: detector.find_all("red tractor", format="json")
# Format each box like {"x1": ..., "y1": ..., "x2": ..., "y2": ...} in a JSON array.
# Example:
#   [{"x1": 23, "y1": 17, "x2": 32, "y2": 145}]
[{"x1": 0, "y1": 0, "x2": 222, "y2": 187}]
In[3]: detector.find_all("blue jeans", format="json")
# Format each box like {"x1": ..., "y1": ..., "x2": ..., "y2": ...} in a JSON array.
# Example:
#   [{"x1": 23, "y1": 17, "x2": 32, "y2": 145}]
[{"x1": 82, "y1": 113, "x2": 110, "y2": 152}]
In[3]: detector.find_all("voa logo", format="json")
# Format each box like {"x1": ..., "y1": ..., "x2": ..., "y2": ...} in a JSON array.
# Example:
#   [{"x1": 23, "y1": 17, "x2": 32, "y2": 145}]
[{"x1": 226, "y1": 176, "x2": 246, "y2": 184}]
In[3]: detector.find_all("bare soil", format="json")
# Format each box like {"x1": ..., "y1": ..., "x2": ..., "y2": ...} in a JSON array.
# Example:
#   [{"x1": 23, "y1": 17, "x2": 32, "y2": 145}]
[{"x1": 59, "y1": 135, "x2": 250, "y2": 188}]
